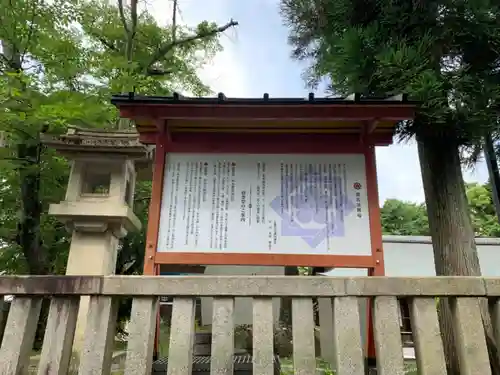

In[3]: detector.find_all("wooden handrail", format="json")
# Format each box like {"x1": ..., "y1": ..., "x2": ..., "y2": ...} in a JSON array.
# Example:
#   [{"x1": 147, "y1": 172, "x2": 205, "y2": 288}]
[
  {"x1": 0, "y1": 275, "x2": 498, "y2": 375},
  {"x1": 0, "y1": 275, "x2": 499, "y2": 296}
]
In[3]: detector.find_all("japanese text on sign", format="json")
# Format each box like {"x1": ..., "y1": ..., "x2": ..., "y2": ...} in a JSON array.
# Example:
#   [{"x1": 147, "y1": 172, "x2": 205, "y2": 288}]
[{"x1": 157, "y1": 153, "x2": 372, "y2": 256}]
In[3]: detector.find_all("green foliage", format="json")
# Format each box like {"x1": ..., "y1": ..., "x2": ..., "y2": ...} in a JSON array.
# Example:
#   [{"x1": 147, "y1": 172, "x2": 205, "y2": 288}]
[
  {"x1": 116, "y1": 180, "x2": 151, "y2": 276},
  {"x1": 380, "y1": 182, "x2": 500, "y2": 237},
  {"x1": 381, "y1": 199, "x2": 429, "y2": 236},
  {"x1": 466, "y1": 182, "x2": 500, "y2": 236},
  {"x1": 78, "y1": 0, "x2": 222, "y2": 96}
]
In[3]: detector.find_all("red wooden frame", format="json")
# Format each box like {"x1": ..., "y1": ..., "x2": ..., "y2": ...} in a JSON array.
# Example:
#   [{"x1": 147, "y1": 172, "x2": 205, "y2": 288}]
[
  {"x1": 119, "y1": 102, "x2": 415, "y2": 121},
  {"x1": 150, "y1": 136, "x2": 384, "y2": 269},
  {"x1": 143, "y1": 126, "x2": 167, "y2": 276}
]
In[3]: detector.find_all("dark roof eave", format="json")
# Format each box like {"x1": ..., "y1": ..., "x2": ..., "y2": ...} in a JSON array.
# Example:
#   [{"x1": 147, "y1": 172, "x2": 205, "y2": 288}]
[{"x1": 110, "y1": 93, "x2": 419, "y2": 107}]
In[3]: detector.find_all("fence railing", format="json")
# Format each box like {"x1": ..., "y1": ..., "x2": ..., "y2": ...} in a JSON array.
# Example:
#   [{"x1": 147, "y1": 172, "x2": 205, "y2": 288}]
[{"x1": 0, "y1": 275, "x2": 499, "y2": 375}]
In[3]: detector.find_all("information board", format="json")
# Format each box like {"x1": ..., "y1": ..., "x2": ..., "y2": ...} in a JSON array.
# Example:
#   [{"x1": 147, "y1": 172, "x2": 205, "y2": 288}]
[{"x1": 157, "y1": 153, "x2": 371, "y2": 256}]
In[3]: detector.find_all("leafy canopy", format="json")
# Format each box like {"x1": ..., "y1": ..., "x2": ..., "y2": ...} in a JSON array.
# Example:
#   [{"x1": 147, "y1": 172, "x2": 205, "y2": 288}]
[
  {"x1": 280, "y1": 0, "x2": 500, "y2": 146},
  {"x1": 0, "y1": 0, "x2": 235, "y2": 274}
]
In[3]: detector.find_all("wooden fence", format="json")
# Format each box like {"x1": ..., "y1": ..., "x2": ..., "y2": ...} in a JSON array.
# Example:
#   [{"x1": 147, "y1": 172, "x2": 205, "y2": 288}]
[{"x1": 0, "y1": 275, "x2": 499, "y2": 375}]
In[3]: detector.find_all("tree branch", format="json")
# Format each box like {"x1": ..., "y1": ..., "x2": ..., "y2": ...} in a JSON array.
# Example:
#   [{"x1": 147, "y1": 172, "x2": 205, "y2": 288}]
[
  {"x1": 130, "y1": 0, "x2": 137, "y2": 39},
  {"x1": 0, "y1": 52, "x2": 11, "y2": 68},
  {"x1": 21, "y1": 0, "x2": 40, "y2": 62},
  {"x1": 124, "y1": 0, "x2": 138, "y2": 61},
  {"x1": 172, "y1": 0, "x2": 177, "y2": 43},
  {"x1": 89, "y1": 32, "x2": 119, "y2": 52},
  {"x1": 117, "y1": 0, "x2": 129, "y2": 34},
  {"x1": 146, "y1": 67, "x2": 173, "y2": 76},
  {"x1": 144, "y1": 19, "x2": 238, "y2": 71}
]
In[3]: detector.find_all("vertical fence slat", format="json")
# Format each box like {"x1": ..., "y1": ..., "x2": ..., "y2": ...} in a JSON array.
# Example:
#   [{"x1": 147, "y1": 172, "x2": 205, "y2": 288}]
[
  {"x1": 167, "y1": 297, "x2": 195, "y2": 375},
  {"x1": 491, "y1": 299, "x2": 500, "y2": 364},
  {"x1": 409, "y1": 298, "x2": 446, "y2": 375},
  {"x1": 124, "y1": 297, "x2": 158, "y2": 375},
  {"x1": 373, "y1": 296, "x2": 405, "y2": 375},
  {"x1": 452, "y1": 297, "x2": 492, "y2": 375},
  {"x1": 292, "y1": 297, "x2": 316, "y2": 375},
  {"x1": 333, "y1": 297, "x2": 365, "y2": 375},
  {"x1": 252, "y1": 297, "x2": 274, "y2": 375},
  {"x1": 211, "y1": 297, "x2": 235, "y2": 375},
  {"x1": 37, "y1": 297, "x2": 80, "y2": 375},
  {"x1": 318, "y1": 297, "x2": 335, "y2": 366},
  {"x1": 0, "y1": 297, "x2": 42, "y2": 375},
  {"x1": 0, "y1": 298, "x2": 10, "y2": 345},
  {"x1": 78, "y1": 296, "x2": 118, "y2": 375}
]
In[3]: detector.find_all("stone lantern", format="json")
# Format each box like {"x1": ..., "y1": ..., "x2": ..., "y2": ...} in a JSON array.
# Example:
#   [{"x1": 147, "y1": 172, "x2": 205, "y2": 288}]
[{"x1": 43, "y1": 126, "x2": 152, "y2": 351}]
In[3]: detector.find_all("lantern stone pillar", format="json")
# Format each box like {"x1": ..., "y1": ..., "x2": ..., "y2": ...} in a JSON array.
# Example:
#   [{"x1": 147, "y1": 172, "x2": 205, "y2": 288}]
[{"x1": 44, "y1": 127, "x2": 151, "y2": 352}]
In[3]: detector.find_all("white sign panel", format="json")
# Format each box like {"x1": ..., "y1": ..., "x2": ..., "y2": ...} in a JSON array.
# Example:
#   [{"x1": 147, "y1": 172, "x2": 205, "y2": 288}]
[{"x1": 157, "y1": 153, "x2": 371, "y2": 256}]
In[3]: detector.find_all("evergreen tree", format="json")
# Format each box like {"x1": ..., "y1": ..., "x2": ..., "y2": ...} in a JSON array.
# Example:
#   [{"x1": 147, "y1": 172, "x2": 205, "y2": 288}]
[{"x1": 280, "y1": 1, "x2": 500, "y2": 373}]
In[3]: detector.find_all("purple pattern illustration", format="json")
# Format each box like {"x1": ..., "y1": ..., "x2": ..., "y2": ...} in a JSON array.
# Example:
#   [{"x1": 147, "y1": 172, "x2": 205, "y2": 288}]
[{"x1": 270, "y1": 171, "x2": 355, "y2": 248}]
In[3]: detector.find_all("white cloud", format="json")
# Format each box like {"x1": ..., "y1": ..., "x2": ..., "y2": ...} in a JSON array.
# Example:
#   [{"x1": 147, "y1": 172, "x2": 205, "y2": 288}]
[
  {"x1": 376, "y1": 142, "x2": 424, "y2": 203},
  {"x1": 376, "y1": 141, "x2": 489, "y2": 204},
  {"x1": 195, "y1": 36, "x2": 251, "y2": 97},
  {"x1": 146, "y1": 0, "x2": 252, "y2": 96}
]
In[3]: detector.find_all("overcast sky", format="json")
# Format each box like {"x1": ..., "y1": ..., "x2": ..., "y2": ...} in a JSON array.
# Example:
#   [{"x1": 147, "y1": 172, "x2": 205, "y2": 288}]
[{"x1": 146, "y1": 0, "x2": 489, "y2": 204}]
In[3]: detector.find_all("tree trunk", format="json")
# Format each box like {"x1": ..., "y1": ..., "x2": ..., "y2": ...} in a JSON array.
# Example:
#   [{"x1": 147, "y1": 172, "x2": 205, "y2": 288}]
[
  {"x1": 17, "y1": 141, "x2": 49, "y2": 275},
  {"x1": 2, "y1": 41, "x2": 49, "y2": 276},
  {"x1": 417, "y1": 132, "x2": 500, "y2": 375},
  {"x1": 3, "y1": 39, "x2": 50, "y2": 349},
  {"x1": 484, "y1": 132, "x2": 500, "y2": 223},
  {"x1": 117, "y1": 0, "x2": 137, "y2": 130}
]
